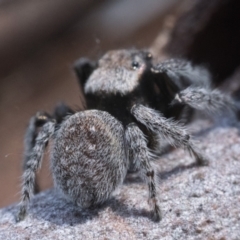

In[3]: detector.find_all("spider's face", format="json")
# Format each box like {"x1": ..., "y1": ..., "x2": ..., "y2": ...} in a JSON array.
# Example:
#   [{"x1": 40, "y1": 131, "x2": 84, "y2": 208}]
[{"x1": 84, "y1": 49, "x2": 152, "y2": 96}]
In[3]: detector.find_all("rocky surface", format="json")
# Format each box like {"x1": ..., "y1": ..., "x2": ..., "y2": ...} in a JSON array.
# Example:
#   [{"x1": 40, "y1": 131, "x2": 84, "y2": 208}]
[{"x1": 0, "y1": 118, "x2": 240, "y2": 240}]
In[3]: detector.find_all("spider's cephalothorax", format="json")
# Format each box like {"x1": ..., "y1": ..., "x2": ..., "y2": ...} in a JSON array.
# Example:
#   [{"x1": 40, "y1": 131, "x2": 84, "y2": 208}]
[
  {"x1": 78, "y1": 50, "x2": 188, "y2": 123},
  {"x1": 17, "y1": 49, "x2": 234, "y2": 222}
]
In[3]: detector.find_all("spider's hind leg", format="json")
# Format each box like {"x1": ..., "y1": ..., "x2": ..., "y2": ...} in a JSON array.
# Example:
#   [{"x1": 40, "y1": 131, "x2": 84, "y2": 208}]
[
  {"x1": 17, "y1": 119, "x2": 56, "y2": 222},
  {"x1": 23, "y1": 111, "x2": 52, "y2": 194},
  {"x1": 18, "y1": 103, "x2": 73, "y2": 222},
  {"x1": 23, "y1": 103, "x2": 75, "y2": 194}
]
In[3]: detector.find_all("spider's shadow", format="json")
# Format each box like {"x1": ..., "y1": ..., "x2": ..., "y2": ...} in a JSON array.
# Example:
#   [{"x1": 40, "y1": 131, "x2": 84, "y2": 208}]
[
  {"x1": 26, "y1": 161, "x2": 200, "y2": 226},
  {"x1": 125, "y1": 162, "x2": 198, "y2": 185},
  {"x1": 158, "y1": 162, "x2": 198, "y2": 181},
  {"x1": 28, "y1": 192, "x2": 153, "y2": 226}
]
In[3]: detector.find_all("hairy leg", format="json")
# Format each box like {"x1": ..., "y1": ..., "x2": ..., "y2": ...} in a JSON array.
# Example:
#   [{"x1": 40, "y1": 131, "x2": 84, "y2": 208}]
[
  {"x1": 23, "y1": 111, "x2": 52, "y2": 193},
  {"x1": 131, "y1": 104, "x2": 209, "y2": 166},
  {"x1": 23, "y1": 103, "x2": 74, "y2": 194},
  {"x1": 17, "y1": 120, "x2": 55, "y2": 222},
  {"x1": 125, "y1": 123, "x2": 161, "y2": 222},
  {"x1": 172, "y1": 87, "x2": 235, "y2": 114},
  {"x1": 152, "y1": 58, "x2": 211, "y2": 90},
  {"x1": 74, "y1": 57, "x2": 96, "y2": 87},
  {"x1": 53, "y1": 102, "x2": 75, "y2": 129}
]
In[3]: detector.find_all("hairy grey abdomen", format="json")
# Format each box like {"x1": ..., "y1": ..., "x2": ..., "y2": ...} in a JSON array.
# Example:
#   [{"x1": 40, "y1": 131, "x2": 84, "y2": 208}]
[{"x1": 51, "y1": 110, "x2": 127, "y2": 208}]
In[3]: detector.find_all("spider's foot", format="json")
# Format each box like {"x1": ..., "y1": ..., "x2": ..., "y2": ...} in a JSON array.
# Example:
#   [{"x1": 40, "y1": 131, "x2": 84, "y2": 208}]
[
  {"x1": 188, "y1": 144, "x2": 209, "y2": 167},
  {"x1": 196, "y1": 154, "x2": 209, "y2": 166},
  {"x1": 148, "y1": 198, "x2": 162, "y2": 222},
  {"x1": 15, "y1": 206, "x2": 26, "y2": 222},
  {"x1": 152, "y1": 205, "x2": 161, "y2": 222}
]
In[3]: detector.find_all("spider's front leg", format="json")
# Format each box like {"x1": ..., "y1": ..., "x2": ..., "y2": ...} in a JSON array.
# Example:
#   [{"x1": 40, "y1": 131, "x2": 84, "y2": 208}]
[
  {"x1": 125, "y1": 123, "x2": 161, "y2": 222},
  {"x1": 131, "y1": 104, "x2": 209, "y2": 166},
  {"x1": 172, "y1": 87, "x2": 236, "y2": 114},
  {"x1": 152, "y1": 58, "x2": 235, "y2": 115}
]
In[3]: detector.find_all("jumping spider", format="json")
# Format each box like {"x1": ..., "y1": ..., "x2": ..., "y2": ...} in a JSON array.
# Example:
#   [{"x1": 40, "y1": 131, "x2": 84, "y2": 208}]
[{"x1": 17, "y1": 49, "x2": 234, "y2": 222}]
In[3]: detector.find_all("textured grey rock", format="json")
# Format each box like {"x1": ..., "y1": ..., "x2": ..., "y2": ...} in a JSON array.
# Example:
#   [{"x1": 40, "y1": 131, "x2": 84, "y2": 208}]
[{"x1": 1, "y1": 118, "x2": 240, "y2": 240}]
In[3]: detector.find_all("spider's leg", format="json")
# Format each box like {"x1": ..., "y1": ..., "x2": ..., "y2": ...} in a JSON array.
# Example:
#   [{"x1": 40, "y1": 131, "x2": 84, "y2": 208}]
[
  {"x1": 172, "y1": 87, "x2": 235, "y2": 114},
  {"x1": 74, "y1": 57, "x2": 96, "y2": 87},
  {"x1": 125, "y1": 123, "x2": 161, "y2": 222},
  {"x1": 23, "y1": 111, "x2": 52, "y2": 194},
  {"x1": 23, "y1": 104, "x2": 74, "y2": 194},
  {"x1": 152, "y1": 58, "x2": 211, "y2": 90},
  {"x1": 53, "y1": 102, "x2": 75, "y2": 128},
  {"x1": 17, "y1": 120, "x2": 55, "y2": 222},
  {"x1": 131, "y1": 104, "x2": 209, "y2": 166},
  {"x1": 153, "y1": 59, "x2": 235, "y2": 115}
]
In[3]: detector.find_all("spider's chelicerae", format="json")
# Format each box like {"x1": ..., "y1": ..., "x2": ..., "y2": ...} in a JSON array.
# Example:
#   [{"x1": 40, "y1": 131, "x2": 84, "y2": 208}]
[{"x1": 17, "y1": 49, "x2": 234, "y2": 222}]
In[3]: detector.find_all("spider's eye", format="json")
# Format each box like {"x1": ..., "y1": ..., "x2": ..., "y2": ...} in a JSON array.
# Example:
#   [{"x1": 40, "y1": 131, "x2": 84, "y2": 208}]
[{"x1": 132, "y1": 61, "x2": 140, "y2": 70}]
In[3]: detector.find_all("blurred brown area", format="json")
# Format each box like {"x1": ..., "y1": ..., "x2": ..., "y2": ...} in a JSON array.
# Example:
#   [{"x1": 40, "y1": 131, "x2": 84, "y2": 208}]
[{"x1": 0, "y1": 0, "x2": 182, "y2": 207}]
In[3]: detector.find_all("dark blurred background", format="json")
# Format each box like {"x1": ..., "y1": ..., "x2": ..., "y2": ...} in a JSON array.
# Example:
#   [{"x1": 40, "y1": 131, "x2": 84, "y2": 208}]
[{"x1": 1, "y1": 0, "x2": 240, "y2": 208}]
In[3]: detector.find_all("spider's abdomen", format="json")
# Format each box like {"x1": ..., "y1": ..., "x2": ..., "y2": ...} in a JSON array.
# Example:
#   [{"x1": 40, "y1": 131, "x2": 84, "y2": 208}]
[{"x1": 51, "y1": 110, "x2": 127, "y2": 208}]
